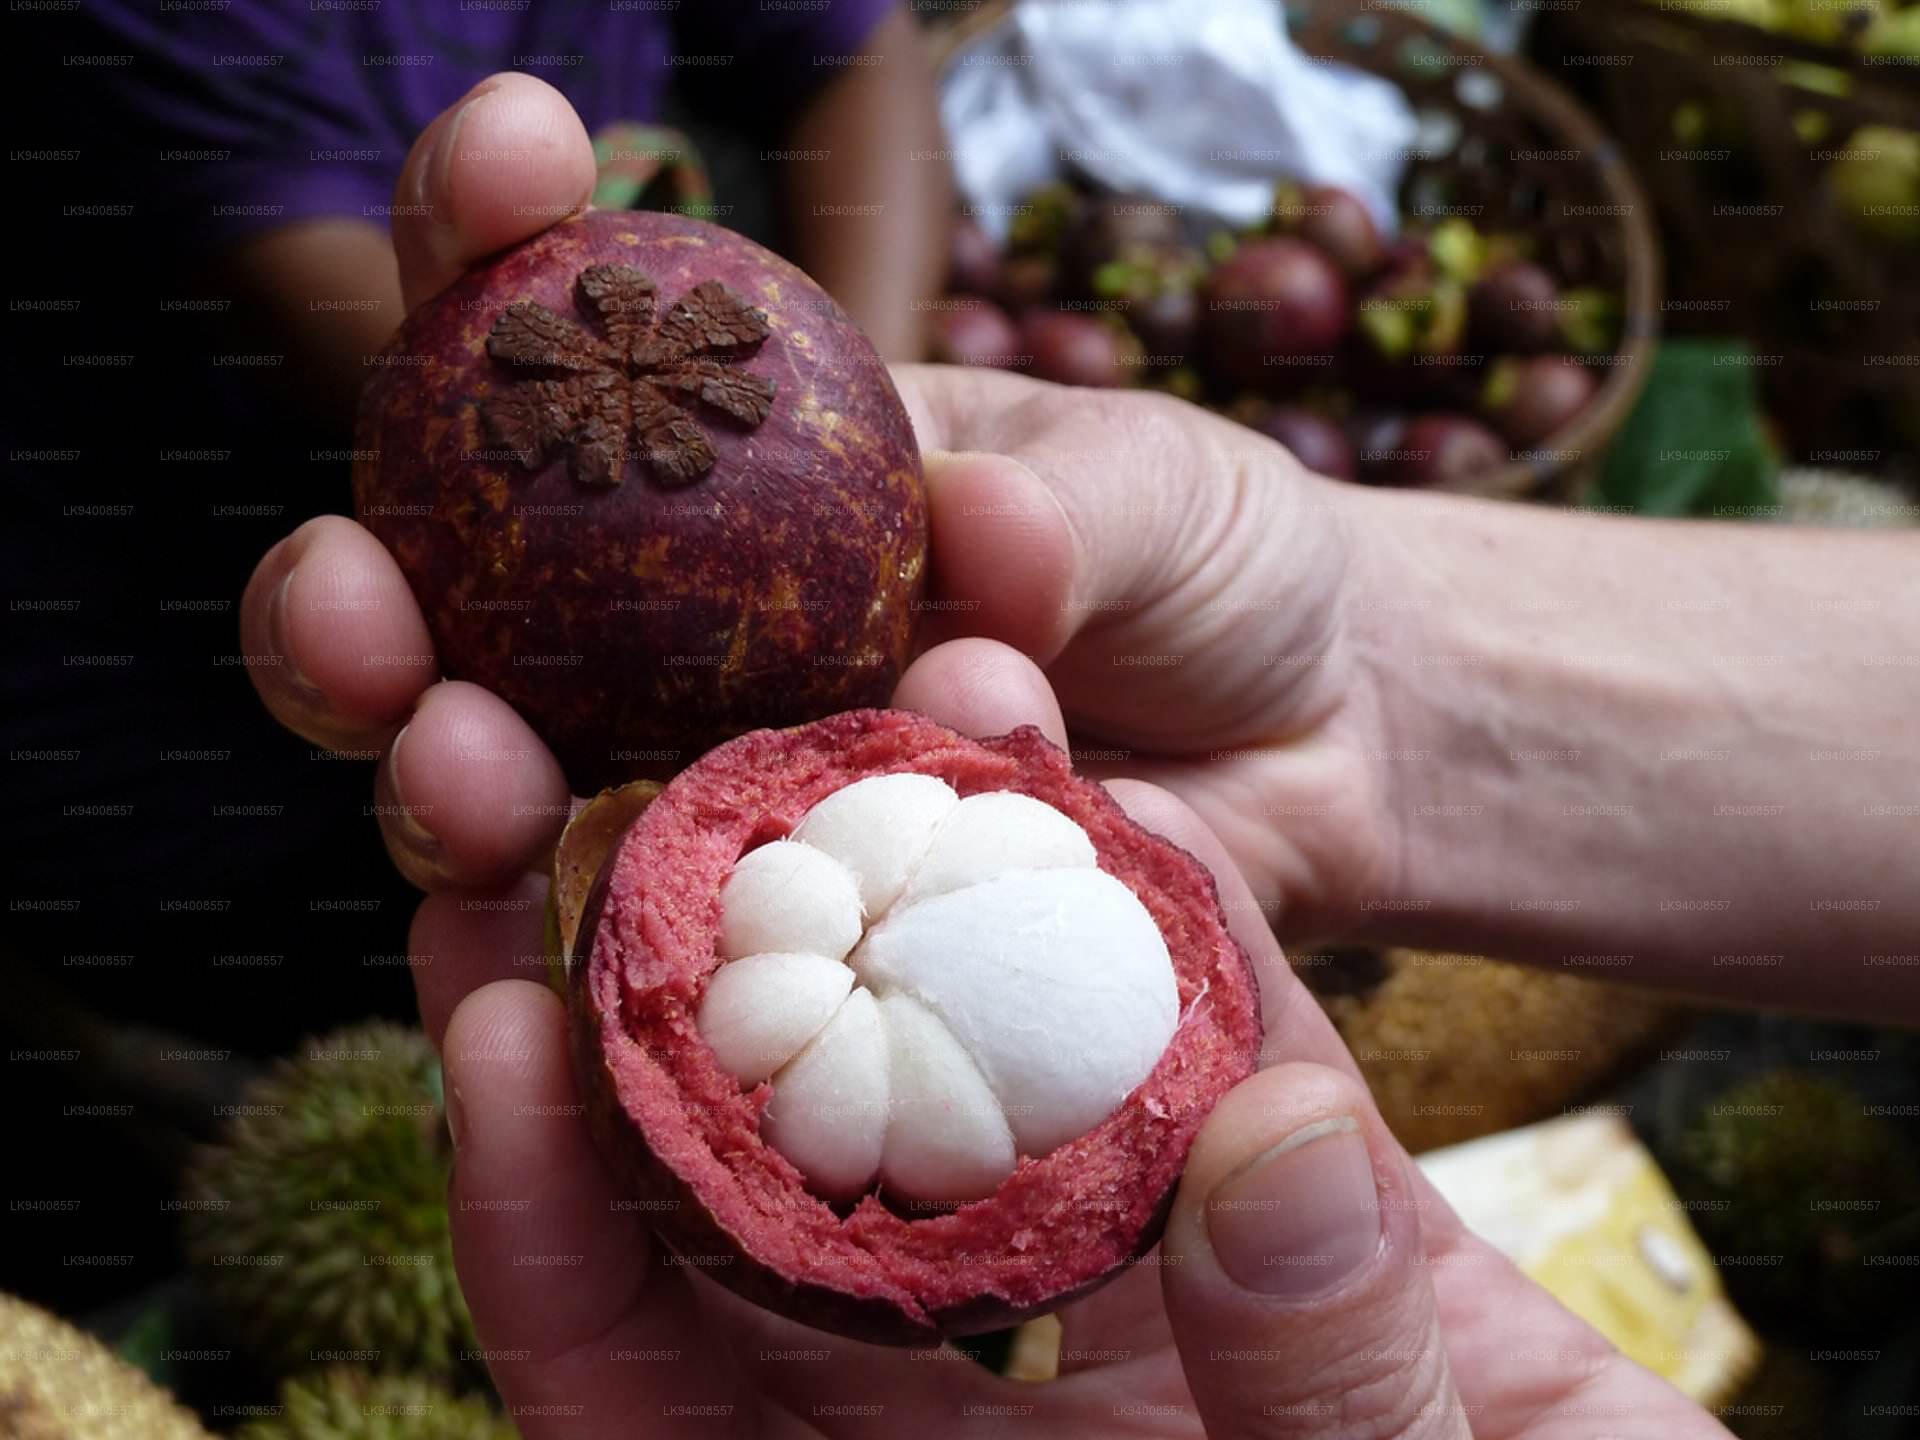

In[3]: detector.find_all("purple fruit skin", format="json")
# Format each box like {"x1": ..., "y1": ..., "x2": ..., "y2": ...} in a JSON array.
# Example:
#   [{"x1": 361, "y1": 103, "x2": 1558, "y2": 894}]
[
  {"x1": 1124, "y1": 268, "x2": 1202, "y2": 360},
  {"x1": 1290, "y1": 185, "x2": 1384, "y2": 280},
  {"x1": 1021, "y1": 311, "x2": 1141, "y2": 388},
  {"x1": 929, "y1": 299, "x2": 1023, "y2": 369},
  {"x1": 948, "y1": 215, "x2": 1002, "y2": 298},
  {"x1": 353, "y1": 211, "x2": 926, "y2": 791},
  {"x1": 1485, "y1": 355, "x2": 1598, "y2": 448},
  {"x1": 1201, "y1": 238, "x2": 1350, "y2": 392},
  {"x1": 1254, "y1": 408, "x2": 1357, "y2": 481},
  {"x1": 1468, "y1": 262, "x2": 1562, "y2": 355},
  {"x1": 1388, "y1": 413, "x2": 1509, "y2": 490}
]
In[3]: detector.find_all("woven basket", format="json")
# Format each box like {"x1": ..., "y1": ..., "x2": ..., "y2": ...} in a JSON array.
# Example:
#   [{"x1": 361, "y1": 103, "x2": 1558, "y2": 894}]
[
  {"x1": 930, "y1": 0, "x2": 1661, "y2": 502},
  {"x1": 1535, "y1": 2, "x2": 1919, "y2": 468}
]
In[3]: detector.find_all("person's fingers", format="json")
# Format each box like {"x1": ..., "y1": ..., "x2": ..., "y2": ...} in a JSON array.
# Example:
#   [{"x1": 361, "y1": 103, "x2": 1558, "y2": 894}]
[
  {"x1": 929, "y1": 380, "x2": 1225, "y2": 671},
  {"x1": 408, "y1": 873, "x2": 549, "y2": 1049},
  {"x1": 1417, "y1": 1197, "x2": 1734, "y2": 1438},
  {"x1": 391, "y1": 72, "x2": 596, "y2": 314},
  {"x1": 1047, "y1": 775, "x2": 1360, "y2": 1370},
  {"x1": 921, "y1": 452, "x2": 1078, "y2": 659},
  {"x1": 1161, "y1": 1062, "x2": 1471, "y2": 1440},
  {"x1": 239, "y1": 516, "x2": 438, "y2": 753},
  {"x1": 902, "y1": 365, "x2": 1279, "y2": 664},
  {"x1": 443, "y1": 981, "x2": 735, "y2": 1435},
  {"x1": 892, "y1": 641, "x2": 1353, "y2": 1078},
  {"x1": 1098, "y1": 778, "x2": 1354, "y2": 1080},
  {"x1": 890, "y1": 636, "x2": 1068, "y2": 750},
  {"x1": 373, "y1": 680, "x2": 570, "y2": 891}
]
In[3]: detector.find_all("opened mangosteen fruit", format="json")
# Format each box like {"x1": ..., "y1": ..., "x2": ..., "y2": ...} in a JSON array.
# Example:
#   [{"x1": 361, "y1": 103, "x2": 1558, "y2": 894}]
[
  {"x1": 354, "y1": 210, "x2": 926, "y2": 791},
  {"x1": 566, "y1": 708, "x2": 1263, "y2": 1343}
]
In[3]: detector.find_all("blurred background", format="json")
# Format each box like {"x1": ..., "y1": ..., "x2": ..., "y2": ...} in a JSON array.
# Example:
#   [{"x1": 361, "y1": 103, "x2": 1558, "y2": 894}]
[{"x1": 5, "y1": 1, "x2": 1917, "y2": 1436}]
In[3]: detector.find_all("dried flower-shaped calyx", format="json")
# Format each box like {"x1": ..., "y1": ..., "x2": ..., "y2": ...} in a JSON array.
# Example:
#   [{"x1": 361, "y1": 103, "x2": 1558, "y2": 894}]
[
  {"x1": 479, "y1": 263, "x2": 775, "y2": 489},
  {"x1": 697, "y1": 775, "x2": 1180, "y2": 1205}
]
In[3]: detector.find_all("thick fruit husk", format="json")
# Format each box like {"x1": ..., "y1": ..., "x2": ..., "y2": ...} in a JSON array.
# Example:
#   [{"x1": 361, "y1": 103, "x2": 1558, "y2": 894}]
[
  {"x1": 0, "y1": 1292, "x2": 212, "y2": 1440},
  {"x1": 181, "y1": 1023, "x2": 474, "y2": 1379},
  {"x1": 354, "y1": 211, "x2": 926, "y2": 791},
  {"x1": 569, "y1": 708, "x2": 1263, "y2": 1344}
]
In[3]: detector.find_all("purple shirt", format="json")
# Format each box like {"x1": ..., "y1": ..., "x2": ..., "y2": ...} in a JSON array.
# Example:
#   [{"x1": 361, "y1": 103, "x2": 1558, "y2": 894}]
[{"x1": 77, "y1": 0, "x2": 894, "y2": 247}]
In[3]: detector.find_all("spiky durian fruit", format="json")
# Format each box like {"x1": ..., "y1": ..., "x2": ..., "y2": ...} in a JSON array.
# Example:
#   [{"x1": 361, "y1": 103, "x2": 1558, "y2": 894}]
[
  {"x1": 183, "y1": 1023, "x2": 475, "y2": 1380},
  {"x1": 1299, "y1": 948, "x2": 1677, "y2": 1152},
  {"x1": 0, "y1": 1292, "x2": 212, "y2": 1440},
  {"x1": 238, "y1": 1371, "x2": 515, "y2": 1440},
  {"x1": 1672, "y1": 1070, "x2": 1920, "y2": 1335}
]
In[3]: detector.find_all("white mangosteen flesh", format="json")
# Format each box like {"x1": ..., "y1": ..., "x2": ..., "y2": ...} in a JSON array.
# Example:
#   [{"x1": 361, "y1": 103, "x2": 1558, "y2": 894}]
[{"x1": 695, "y1": 775, "x2": 1181, "y2": 1204}]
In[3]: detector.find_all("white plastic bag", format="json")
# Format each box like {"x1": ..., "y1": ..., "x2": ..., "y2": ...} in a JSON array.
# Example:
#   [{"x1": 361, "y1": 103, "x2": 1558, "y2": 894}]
[{"x1": 941, "y1": 0, "x2": 1419, "y2": 242}]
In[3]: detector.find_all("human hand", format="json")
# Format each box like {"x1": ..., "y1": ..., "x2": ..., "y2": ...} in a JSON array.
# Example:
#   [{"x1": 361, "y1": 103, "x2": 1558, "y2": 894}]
[
  {"x1": 237, "y1": 75, "x2": 1732, "y2": 1438},
  {"x1": 242, "y1": 566, "x2": 1729, "y2": 1440},
  {"x1": 243, "y1": 68, "x2": 1399, "y2": 948},
  {"x1": 889, "y1": 364, "x2": 1401, "y2": 944},
  {"x1": 240, "y1": 517, "x2": 1728, "y2": 1439}
]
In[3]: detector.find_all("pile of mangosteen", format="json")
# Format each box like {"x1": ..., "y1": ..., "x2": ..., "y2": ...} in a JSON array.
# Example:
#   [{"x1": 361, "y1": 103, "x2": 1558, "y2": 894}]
[{"x1": 933, "y1": 177, "x2": 1623, "y2": 492}]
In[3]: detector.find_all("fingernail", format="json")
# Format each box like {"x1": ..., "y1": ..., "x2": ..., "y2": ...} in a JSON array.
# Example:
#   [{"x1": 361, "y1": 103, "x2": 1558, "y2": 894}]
[
  {"x1": 445, "y1": 1079, "x2": 466, "y2": 1152},
  {"x1": 381, "y1": 724, "x2": 449, "y2": 878},
  {"x1": 1206, "y1": 1115, "x2": 1381, "y2": 1298},
  {"x1": 418, "y1": 83, "x2": 498, "y2": 226},
  {"x1": 268, "y1": 571, "x2": 324, "y2": 702}
]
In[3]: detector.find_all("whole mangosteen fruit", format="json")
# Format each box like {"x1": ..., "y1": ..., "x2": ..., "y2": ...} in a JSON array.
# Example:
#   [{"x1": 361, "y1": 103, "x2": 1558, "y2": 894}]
[
  {"x1": 1270, "y1": 182, "x2": 1384, "y2": 280},
  {"x1": 1378, "y1": 413, "x2": 1510, "y2": 491},
  {"x1": 353, "y1": 210, "x2": 926, "y2": 791},
  {"x1": 1253, "y1": 407, "x2": 1358, "y2": 481},
  {"x1": 1480, "y1": 355, "x2": 1598, "y2": 449},
  {"x1": 948, "y1": 213, "x2": 1002, "y2": 298},
  {"x1": 1020, "y1": 310, "x2": 1145, "y2": 388},
  {"x1": 1467, "y1": 261, "x2": 1562, "y2": 355},
  {"x1": 566, "y1": 708, "x2": 1263, "y2": 1343},
  {"x1": 927, "y1": 298, "x2": 1023, "y2": 370},
  {"x1": 1200, "y1": 238, "x2": 1349, "y2": 393},
  {"x1": 1126, "y1": 283, "x2": 1202, "y2": 361}
]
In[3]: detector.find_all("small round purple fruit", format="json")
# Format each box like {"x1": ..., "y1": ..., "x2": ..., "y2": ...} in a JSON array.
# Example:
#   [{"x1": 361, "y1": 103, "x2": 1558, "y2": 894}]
[{"x1": 353, "y1": 210, "x2": 926, "y2": 791}]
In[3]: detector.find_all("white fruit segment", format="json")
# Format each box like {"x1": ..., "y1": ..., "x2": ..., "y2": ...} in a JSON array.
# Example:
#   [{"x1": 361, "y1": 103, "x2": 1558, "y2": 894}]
[
  {"x1": 897, "y1": 791, "x2": 1097, "y2": 905},
  {"x1": 792, "y1": 773, "x2": 960, "y2": 913},
  {"x1": 717, "y1": 840, "x2": 863, "y2": 963},
  {"x1": 854, "y1": 867, "x2": 1178, "y2": 1157},
  {"x1": 698, "y1": 776, "x2": 1180, "y2": 1203},
  {"x1": 761, "y1": 988, "x2": 889, "y2": 1201},
  {"x1": 876, "y1": 992, "x2": 1016, "y2": 1202},
  {"x1": 695, "y1": 952, "x2": 855, "y2": 1085}
]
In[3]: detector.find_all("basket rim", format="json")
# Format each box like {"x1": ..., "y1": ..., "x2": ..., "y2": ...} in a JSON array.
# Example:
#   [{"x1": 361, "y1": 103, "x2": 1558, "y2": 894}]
[{"x1": 929, "y1": 0, "x2": 1663, "y2": 499}]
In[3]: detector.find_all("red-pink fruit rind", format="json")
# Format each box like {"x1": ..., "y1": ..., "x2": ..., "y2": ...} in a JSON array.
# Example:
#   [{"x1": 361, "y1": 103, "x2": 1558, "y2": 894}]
[
  {"x1": 354, "y1": 211, "x2": 925, "y2": 792},
  {"x1": 569, "y1": 708, "x2": 1264, "y2": 1344}
]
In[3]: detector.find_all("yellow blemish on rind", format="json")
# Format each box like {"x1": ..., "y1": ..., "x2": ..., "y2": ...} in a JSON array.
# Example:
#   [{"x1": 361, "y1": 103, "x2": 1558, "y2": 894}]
[
  {"x1": 627, "y1": 536, "x2": 672, "y2": 581},
  {"x1": 477, "y1": 469, "x2": 510, "y2": 515}
]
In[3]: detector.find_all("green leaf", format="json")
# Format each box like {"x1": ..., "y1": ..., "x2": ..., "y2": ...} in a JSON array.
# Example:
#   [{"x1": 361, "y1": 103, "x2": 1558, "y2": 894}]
[{"x1": 1593, "y1": 340, "x2": 1779, "y2": 518}]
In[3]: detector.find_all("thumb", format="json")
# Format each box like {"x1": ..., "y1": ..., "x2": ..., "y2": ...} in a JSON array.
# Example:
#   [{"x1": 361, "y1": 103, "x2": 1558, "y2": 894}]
[
  {"x1": 391, "y1": 72, "x2": 596, "y2": 313},
  {"x1": 1162, "y1": 1062, "x2": 1470, "y2": 1440}
]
